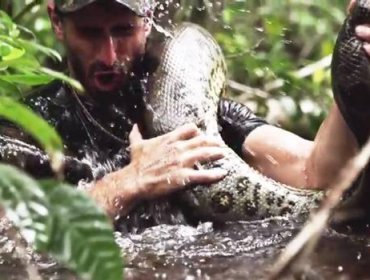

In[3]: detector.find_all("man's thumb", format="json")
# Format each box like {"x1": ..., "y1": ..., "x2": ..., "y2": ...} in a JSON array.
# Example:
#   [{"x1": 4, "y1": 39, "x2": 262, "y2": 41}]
[{"x1": 129, "y1": 124, "x2": 143, "y2": 144}]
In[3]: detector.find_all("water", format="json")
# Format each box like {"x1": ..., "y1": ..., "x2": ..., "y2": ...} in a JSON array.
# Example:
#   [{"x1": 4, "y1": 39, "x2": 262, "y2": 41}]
[{"x1": 2, "y1": 217, "x2": 370, "y2": 280}]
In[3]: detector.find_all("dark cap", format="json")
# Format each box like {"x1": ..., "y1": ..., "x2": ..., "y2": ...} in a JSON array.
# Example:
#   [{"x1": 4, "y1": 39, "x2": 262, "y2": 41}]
[{"x1": 54, "y1": 0, "x2": 155, "y2": 16}]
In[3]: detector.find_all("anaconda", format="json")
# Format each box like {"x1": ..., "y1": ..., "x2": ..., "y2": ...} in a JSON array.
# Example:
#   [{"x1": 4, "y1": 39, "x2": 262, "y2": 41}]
[
  {"x1": 0, "y1": 134, "x2": 93, "y2": 184},
  {"x1": 144, "y1": 23, "x2": 324, "y2": 222},
  {"x1": 331, "y1": 0, "x2": 370, "y2": 147},
  {"x1": 144, "y1": 0, "x2": 370, "y2": 222}
]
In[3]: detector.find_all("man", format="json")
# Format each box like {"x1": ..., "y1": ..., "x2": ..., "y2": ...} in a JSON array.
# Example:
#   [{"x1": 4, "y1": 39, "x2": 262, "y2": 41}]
[{"x1": 1, "y1": 0, "x2": 369, "y2": 227}]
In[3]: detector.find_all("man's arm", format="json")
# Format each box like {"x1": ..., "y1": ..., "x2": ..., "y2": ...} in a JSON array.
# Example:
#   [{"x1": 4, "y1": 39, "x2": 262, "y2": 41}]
[
  {"x1": 242, "y1": 104, "x2": 358, "y2": 189},
  {"x1": 242, "y1": 0, "x2": 370, "y2": 190}
]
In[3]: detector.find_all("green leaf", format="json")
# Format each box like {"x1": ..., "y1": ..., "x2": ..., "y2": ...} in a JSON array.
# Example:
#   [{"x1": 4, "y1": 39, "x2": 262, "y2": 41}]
[
  {"x1": 40, "y1": 67, "x2": 85, "y2": 93},
  {"x1": 0, "y1": 164, "x2": 50, "y2": 246},
  {"x1": 1, "y1": 73, "x2": 53, "y2": 86},
  {"x1": 18, "y1": 39, "x2": 62, "y2": 62},
  {"x1": 0, "y1": 36, "x2": 25, "y2": 61},
  {"x1": 2, "y1": 46, "x2": 25, "y2": 61},
  {"x1": 0, "y1": 35, "x2": 23, "y2": 50},
  {"x1": 0, "y1": 165, "x2": 123, "y2": 280},
  {"x1": 0, "y1": 55, "x2": 40, "y2": 70},
  {"x1": 0, "y1": 42, "x2": 12, "y2": 57},
  {"x1": 0, "y1": 97, "x2": 63, "y2": 156},
  {"x1": 42, "y1": 181, "x2": 123, "y2": 280},
  {"x1": 0, "y1": 78, "x2": 21, "y2": 97},
  {"x1": 0, "y1": 11, "x2": 17, "y2": 34}
]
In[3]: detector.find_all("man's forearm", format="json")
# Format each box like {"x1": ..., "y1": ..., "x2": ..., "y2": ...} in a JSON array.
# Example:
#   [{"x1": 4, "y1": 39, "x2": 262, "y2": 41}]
[
  {"x1": 306, "y1": 104, "x2": 358, "y2": 188},
  {"x1": 241, "y1": 104, "x2": 358, "y2": 190},
  {"x1": 84, "y1": 164, "x2": 140, "y2": 221}
]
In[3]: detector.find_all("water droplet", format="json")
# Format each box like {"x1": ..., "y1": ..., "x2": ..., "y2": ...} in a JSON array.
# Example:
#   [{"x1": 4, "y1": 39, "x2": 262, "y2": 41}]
[{"x1": 357, "y1": 252, "x2": 362, "y2": 260}]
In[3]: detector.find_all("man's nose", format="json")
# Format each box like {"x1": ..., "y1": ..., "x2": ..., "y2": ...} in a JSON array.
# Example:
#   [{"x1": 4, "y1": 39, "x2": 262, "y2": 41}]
[{"x1": 99, "y1": 35, "x2": 118, "y2": 66}]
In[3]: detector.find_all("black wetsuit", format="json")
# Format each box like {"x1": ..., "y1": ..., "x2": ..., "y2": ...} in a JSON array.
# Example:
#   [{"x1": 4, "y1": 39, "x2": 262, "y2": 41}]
[{"x1": 0, "y1": 79, "x2": 267, "y2": 231}]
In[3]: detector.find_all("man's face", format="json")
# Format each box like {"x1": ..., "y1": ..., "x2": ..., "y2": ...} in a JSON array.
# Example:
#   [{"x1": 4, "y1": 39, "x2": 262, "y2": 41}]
[{"x1": 50, "y1": 1, "x2": 151, "y2": 99}]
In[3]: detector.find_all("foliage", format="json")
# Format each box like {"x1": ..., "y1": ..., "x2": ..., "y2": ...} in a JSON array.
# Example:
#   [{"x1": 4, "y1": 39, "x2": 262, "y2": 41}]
[
  {"x1": 0, "y1": 3, "x2": 83, "y2": 158},
  {"x1": 0, "y1": 3, "x2": 123, "y2": 280},
  {"x1": 175, "y1": 0, "x2": 349, "y2": 138},
  {"x1": 0, "y1": 8, "x2": 82, "y2": 94},
  {"x1": 0, "y1": 164, "x2": 122, "y2": 280}
]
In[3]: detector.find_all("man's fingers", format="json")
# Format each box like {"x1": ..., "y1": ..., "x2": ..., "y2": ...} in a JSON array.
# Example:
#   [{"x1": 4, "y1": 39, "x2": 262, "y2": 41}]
[
  {"x1": 182, "y1": 147, "x2": 226, "y2": 167},
  {"x1": 167, "y1": 123, "x2": 201, "y2": 142},
  {"x1": 355, "y1": 25, "x2": 370, "y2": 39},
  {"x1": 181, "y1": 135, "x2": 224, "y2": 150},
  {"x1": 364, "y1": 43, "x2": 370, "y2": 55},
  {"x1": 161, "y1": 168, "x2": 227, "y2": 191},
  {"x1": 139, "y1": 166, "x2": 228, "y2": 199},
  {"x1": 182, "y1": 168, "x2": 228, "y2": 185},
  {"x1": 129, "y1": 124, "x2": 143, "y2": 144},
  {"x1": 355, "y1": 25, "x2": 370, "y2": 56}
]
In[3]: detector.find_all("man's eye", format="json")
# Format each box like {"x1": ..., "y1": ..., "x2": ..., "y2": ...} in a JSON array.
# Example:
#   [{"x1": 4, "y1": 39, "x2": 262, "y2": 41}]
[
  {"x1": 81, "y1": 27, "x2": 101, "y2": 37},
  {"x1": 112, "y1": 26, "x2": 135, "y2": 37}
]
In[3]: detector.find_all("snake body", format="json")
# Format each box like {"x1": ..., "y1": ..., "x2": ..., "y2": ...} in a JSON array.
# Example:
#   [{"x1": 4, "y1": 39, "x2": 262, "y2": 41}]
[
  {"x1": 331, "y1": 0, "x2": 370, "y2": 147},
  {"x1": 144, "y1": 2, "x2": 370, "y2": 221},
  {"x1": 144, "y1": 23, "x2": 324, "y2": 222}
]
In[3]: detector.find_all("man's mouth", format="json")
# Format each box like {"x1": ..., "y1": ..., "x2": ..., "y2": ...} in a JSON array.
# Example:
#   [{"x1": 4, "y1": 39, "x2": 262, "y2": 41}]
[{"x1": 93, "y1": 71, "x2": 123, "y2": 92}]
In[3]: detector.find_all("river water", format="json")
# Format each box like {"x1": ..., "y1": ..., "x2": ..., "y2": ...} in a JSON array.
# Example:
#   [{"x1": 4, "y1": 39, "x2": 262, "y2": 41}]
[{"x1": 1, "y1": 216, "x2": 370, "y2": 280}]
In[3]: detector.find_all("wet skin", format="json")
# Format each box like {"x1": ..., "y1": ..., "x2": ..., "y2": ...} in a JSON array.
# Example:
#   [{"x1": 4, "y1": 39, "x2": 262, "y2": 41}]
[{"x1": 50, "y1": 1, "x2": 150, "y2": 100}]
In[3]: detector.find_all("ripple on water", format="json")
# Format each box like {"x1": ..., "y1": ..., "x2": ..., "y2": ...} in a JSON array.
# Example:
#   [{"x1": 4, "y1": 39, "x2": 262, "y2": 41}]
[{"x1": 2, "y1": 216, "x2": 370, "y2": 279}]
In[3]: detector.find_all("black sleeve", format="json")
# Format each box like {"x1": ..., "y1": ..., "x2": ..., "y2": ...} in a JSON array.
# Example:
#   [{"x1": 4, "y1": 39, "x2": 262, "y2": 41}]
[{"x1": 218, "y1": 98, "x2": 268, "y2": 156}]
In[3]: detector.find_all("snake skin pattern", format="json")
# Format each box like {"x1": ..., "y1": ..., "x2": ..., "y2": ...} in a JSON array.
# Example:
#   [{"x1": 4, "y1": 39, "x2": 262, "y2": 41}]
[
  {"x1": 331, "y1": 0, "x2": 370, "y2": 147},
  {"x1": 144, "y1": 23, "x2": 324, "y2": 222}
]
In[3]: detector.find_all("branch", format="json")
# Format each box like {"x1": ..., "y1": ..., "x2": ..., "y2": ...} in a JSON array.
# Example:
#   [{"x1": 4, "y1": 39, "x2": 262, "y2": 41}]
[
  {"x1": 227, "y1": 55, "x2": 332, "y2": 102},
  {"x1": 227, "y1": 80, "x2": 271, "y2": 99},
  {"x1": 264, "y1": 55, "x2": 332, "y2": 92},
  {"x1": 13, "y1": 0, "x2": 42, "y2": 23},
  {"x1": 268, "y1": 136, "x2": 370, "y2": 279}
]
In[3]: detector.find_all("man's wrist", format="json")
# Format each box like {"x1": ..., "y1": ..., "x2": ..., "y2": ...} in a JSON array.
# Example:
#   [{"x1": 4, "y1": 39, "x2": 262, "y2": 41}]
[{"x1": 83, "y1": 164, "x2": 142, "y2": 220}]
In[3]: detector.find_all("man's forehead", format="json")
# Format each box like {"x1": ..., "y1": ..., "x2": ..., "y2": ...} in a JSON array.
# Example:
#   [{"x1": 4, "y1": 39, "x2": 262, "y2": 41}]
[
  {"x1": 53, "y1": 0, "x2": 155, "y2": 16},
  {"x1": 69, "y1": 4, "x2": 141, "y2": 25}
]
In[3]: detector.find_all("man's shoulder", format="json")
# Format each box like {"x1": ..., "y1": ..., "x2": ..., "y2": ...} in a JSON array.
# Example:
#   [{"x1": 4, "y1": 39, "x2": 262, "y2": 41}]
[
  {"x1": 22, "y1": 81, "x2": 79, "y2": 130},
  {"x1": 23, "y1": 80, "x2": 76, "y2": 119}
]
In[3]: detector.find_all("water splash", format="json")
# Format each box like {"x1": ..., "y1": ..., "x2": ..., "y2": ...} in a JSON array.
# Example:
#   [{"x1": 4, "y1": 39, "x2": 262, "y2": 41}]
[
  {"x1": 152, "y1": 20, "x2": 174, "y2": 39},
  {"x1": 2, "y1": 215, "x2": 370, "y2": 279}
]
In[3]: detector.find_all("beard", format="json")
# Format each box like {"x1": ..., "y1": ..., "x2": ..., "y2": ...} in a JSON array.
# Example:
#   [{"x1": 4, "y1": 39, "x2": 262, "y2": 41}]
[{"x1": 66, "y1": 49, "x2": 145, "y2": 104}]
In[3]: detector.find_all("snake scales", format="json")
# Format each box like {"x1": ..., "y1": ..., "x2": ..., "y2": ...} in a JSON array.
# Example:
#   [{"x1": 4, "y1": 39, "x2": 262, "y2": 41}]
[
  {"x1": 143, "y1": 0, "x2": 370, "y2": 222},
  {"x1": 332, "y1": 0, "x2": 370, "y2": 147}
]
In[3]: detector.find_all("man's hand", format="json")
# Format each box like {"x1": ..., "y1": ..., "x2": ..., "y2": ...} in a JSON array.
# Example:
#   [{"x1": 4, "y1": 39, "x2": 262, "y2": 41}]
[
  {"x1": 128, "y1": 123, "x2": 227, "y2": 200},
  {"x1": 88, "y1": 123, "x2": 227, "y2": 220},
  {"x1": 348, "y1": 0, "x2": 370, "y2": 55}
]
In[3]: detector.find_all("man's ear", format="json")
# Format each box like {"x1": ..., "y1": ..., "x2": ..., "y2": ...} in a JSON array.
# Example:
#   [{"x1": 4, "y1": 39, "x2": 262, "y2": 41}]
[
  {"x1": 347, "y1": 0, "x2": 356, "y2": 14},
  {"x1": 48, "y1": 4, "x2": 64, "y2": 41},
  {"x1": 143, "y1": 16, "x2": 153, "y2": 37}
]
